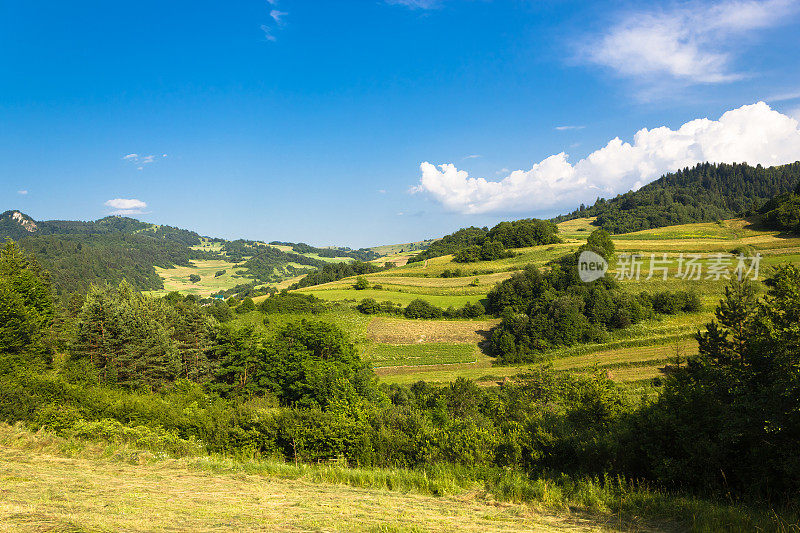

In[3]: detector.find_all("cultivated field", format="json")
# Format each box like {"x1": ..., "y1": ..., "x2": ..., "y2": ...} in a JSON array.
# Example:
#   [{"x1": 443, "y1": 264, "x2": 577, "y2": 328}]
[
  {"x1": 289, "y1": 218, "x2": 800, "y2": 387},
  {"x1": 149, "y1": 259, "x2": 255, "y2": 297}
]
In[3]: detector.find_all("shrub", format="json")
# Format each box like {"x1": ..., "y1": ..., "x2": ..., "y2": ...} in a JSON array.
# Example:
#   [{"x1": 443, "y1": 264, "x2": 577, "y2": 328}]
[
  {"x1": 404, "y1": 299, "x2": 443, "y2": 319},
  {"x1": 357, "y1": 298, "x2": 380, "y2": 314},
  {"x1": 260, "y1": 293, "x2": 325, "y2": 314}
]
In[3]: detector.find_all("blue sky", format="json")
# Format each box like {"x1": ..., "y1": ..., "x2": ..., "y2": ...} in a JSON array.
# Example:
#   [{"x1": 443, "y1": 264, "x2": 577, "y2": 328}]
[{"x1": 2, "y1": 0, "x2": 800, "y2": 247}]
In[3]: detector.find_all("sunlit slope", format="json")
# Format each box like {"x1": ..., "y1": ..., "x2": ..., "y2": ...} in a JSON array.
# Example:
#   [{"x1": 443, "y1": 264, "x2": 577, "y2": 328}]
[
  {"x1": 293, "y1": 218, "x2": 800, "y2": 386},
  {"x1": 0, "y1": 424, "x2": 620, "y2": 533}
]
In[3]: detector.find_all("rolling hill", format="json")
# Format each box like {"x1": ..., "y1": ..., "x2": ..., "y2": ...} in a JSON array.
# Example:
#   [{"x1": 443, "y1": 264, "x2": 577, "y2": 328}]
[{"x1": 553, "y1": 161, "x2": 800, "y2": 233}]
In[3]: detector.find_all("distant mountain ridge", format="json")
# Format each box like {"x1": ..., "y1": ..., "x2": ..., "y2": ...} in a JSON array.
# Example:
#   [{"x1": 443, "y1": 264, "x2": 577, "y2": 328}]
[
  {"x1": 553, "y1": 161, "x2": 800, "y2": 233},
  {"x1": 1, "y1": 210, "x2": 202, "y2": 245}
]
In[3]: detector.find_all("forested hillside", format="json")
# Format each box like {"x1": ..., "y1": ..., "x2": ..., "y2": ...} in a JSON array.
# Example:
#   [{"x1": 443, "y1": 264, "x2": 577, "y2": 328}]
[
  {"x1": 0, "y1": 211, "x2": 202, "y2": 245},
  {"x1": 554, "y1": 161, "x2": 800, "y2": 233},
  {"x1": 274, "y1": 241, "x2": 380, "y2": 261},
  {"x1": 16, "y1": 234, "x2": 198, "y2": 297},
  {"x1": 759, "y1": 178, "x2": 800, "y2": 233},
  {"x1": 0, "y1": 212, "x2": 213, "y2": 297}
]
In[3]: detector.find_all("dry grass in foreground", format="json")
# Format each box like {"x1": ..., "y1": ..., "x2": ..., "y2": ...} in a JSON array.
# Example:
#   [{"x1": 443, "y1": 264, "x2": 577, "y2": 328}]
[{"x1": 0, "y1": 425, "x2": 634, "y2": 533}]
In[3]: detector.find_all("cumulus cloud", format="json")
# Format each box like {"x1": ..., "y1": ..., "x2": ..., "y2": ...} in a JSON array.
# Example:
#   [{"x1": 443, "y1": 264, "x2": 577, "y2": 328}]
[
  {"x1": 584, "y1": 0, "x2": 798, "y2": 85},
  {"x1": 412, "y1": 102, "x2": 800, "y2": 215},
  {"x1": 105, "y1": 198, "x2": 148, "y2": 215}
]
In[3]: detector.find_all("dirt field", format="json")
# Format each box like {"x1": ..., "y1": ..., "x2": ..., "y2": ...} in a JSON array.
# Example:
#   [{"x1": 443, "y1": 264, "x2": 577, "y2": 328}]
[{"x1": 366, "y1": 317, "x2": 501, "y2": 344}]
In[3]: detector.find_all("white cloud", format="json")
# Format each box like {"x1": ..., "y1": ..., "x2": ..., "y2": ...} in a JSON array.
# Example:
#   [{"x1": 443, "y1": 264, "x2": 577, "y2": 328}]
[
  {"x1": 767, "y1": 90, "x2": 800, "y2": 102},
  {"x1": 17, "y1": 190, "x2": 28, "y2": 195},
  {"x1": 790, "y1": 106, "x2": 800, "y2": 121},
  {"x1": 123, "y1": 153, "x2": 165, "y2": 167},
  {"x1": 270, "y1": 9, "x2": 287, "y2": 24},
  {"x1": 412, "y1": 102, "x2": 800, "y2": 215},
  {"x1": 555, "y1": 125, "x2": 585, "y2": 131},
  {"x1": 386, "y1": 0, "x2": 440, "y2": 9},
  {"x1": 105, "y1": 198, "x2": 148, "y2": 215},
  {"x1": 463, "y1": 154, "x2": 482, "y2": 159},
  {"x1": 260, "y1": 24, "x2": 277, "y2": 41},
  {"x1": 584, "y1": 0, "x2": 798, "y2": 85}
]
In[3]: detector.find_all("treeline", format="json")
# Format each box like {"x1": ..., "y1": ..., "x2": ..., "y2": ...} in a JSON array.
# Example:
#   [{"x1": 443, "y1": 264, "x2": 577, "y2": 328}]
[
  {"x1": 409, "y1": 219, "x2": 560, "y2": 263},
  {"x1": 289, "y1": 261, "x2": 391, "y2": 290},
  {"x1": 5, "y1": 237, "x2": 800, "y2": 509},
  {"x1": 554, "y1": 161, "x2": 800, "y2": 233},
  {"x1": 288, "y1": 242, "x2": 380, "y2": 261},
  {"x1": 357, "y1": 297, "x2": 485, "y2": 319}
]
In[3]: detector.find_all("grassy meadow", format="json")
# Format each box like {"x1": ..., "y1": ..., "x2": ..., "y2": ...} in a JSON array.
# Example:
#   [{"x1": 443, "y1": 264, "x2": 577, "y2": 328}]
[
  {"x1": 3, "y1": 422, "x2": 791, "y2": 533},
  {"x1": 0, "y1": 424, "x2": 625, "y2": 533},
  {"x1": 148, "y1": 259, "x2": 255, "y2": 297}
]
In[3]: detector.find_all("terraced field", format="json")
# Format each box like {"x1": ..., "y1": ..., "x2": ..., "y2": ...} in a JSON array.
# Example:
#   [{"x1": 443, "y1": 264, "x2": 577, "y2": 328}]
[
  {"x1": 290, "y1": 218, "x2": 800, "y2": 387},
  {"x1": 149, "y1": 259, "x2": 255, "y2": 297}
]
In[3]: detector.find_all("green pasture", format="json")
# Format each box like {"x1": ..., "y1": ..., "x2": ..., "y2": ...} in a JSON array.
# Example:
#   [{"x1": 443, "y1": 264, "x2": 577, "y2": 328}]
[
  {"x1": 364, "y1": 343, "x2": 478, "y2": 367},
  {"x1": 295, "y1": 287, "x2": 485, "y2": 308}
]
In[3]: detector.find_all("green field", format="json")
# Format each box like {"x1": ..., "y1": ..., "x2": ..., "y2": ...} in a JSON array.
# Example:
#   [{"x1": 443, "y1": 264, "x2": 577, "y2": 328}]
[
  {"x1": 297, "y1": 287, "x2": 485, "y2": 308},
  {"x1": 160, "y1": 218, "x2": 800, "y2": 387},
  {"x1": 148, "y1": 259, "x2": 256, "y2": 297},
  {"x1": 364, "y1": 343, "x2": 478, "y2": 367},
  {"x1": 288, "y1": 217, "x2": 800, "y2": 387}
]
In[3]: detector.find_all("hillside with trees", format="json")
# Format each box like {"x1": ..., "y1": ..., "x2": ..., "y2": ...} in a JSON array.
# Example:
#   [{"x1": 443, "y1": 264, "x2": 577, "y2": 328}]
[
  {"x1": 0, "y1": 211, "x2": 203, "y2": 245},
  {"x1": 554, "y1": 161, "x2": 800, "y2": 233},
  {"x1": 3, "y1": 237, "x2": 800, "y2": 529},
  {"x1": 408, "y1": 219, "x2": 560, "y2": 263}
]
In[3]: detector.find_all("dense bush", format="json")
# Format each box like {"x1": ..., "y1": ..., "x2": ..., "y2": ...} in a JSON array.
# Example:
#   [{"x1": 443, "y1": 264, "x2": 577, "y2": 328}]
[
  {"x1": 356, "y1": 298, "x2": 484, "y2": 319},
  {"x1": 651, "y1": 290, "x2": 701, "y2": 314},
  {"x1": 404, "y1": 299, "x2": 443, "y2": 319},
  {"x1": 486, "y1": 251, "x2": 698, "y2": 363},
  {"x1": 357, "y1": 299, "x2": 402, "y2": 315},
  {"x1": 290, "y1": 261, "x2": 389, "y2": 290},
  {"x1": 452, "y1": 240, "x2": 514, "y2": 263},
  {"x1": 259, "y1": 293, "x2": 326, "y2": 314}
]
